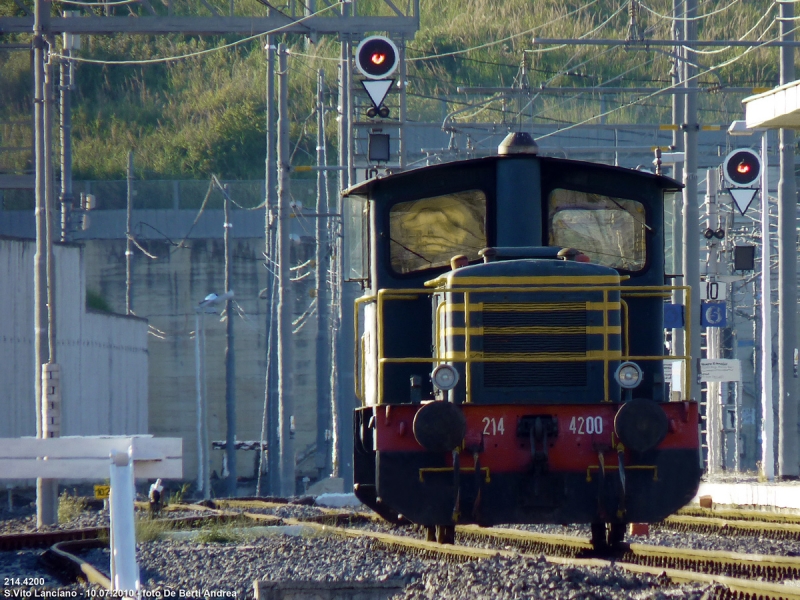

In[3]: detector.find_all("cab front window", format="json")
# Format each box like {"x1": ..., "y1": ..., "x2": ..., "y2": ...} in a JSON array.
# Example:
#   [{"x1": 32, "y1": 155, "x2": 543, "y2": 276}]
[
  {"x1": 548, "y1": 188, "x2": 647, "y2": 272},
  {"x1": 389, "y1": 190, "x2": 487, "y2": 274}
]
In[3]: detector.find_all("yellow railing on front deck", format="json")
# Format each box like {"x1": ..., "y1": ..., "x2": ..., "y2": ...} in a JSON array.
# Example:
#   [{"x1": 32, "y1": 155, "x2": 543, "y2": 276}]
[{"x1": 353, "y1": 284, "x2": 692, "y2": 405}]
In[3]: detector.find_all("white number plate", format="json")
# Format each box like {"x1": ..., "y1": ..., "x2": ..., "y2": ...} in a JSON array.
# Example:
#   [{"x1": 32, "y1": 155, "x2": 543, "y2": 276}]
[
  {"x1": 569, "y1": 416, "x2": 604, "y2": 435},
  {"x1": 482, "y1": 417, "x2": 505, "y2": 436}
]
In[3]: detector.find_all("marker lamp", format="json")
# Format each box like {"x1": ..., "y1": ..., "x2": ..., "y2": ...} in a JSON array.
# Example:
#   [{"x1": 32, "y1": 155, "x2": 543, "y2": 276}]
[
  {"x1": 431, "y1": 364, "x2": 460, "y2": 391},
  {"x1": 615, "y1": 361, "x2": 643, "y2": 389}
]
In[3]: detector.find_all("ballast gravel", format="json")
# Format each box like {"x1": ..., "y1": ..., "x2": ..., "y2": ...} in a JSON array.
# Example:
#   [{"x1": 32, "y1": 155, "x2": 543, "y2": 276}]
[
  {"x1": 131, "y1": 534, "x2": 712, "y2": 600},
  {"x1": 1, "y1": 499, "x2": 798, "y2": 599}
]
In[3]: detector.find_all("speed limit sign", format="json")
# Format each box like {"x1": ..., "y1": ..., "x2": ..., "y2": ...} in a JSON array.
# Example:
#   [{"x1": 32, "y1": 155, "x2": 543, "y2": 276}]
[{"x1": 700, "y1": 281, "x2": 727, "y2": 301}]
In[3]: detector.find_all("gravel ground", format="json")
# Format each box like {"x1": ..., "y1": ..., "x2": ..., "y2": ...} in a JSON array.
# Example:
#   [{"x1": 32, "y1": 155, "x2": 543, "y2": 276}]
[
  {"x1": 1, "y1": 500, "x2": 798, "y2": 600},
  {"x1": 0, "y1": 502, "x2": 109, "y2": 535},
  {"x1": 91, "y1": 533, "x2": 712, "y2": 600}
]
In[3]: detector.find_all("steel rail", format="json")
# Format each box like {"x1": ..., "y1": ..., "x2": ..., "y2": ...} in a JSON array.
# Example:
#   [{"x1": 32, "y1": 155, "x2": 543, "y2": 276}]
[
  {"x1": 28, "y1": 501, "x2": 800, "y2": 600},
  {"x1": 664, "y1": 514, "x2": 800, "y2": 541},
  {"x1": 271, "y1": 518, "x2": 800, "y2": 600},
  {"x1": 678, "y1": 506, "x2": 800, "y2": 525}
]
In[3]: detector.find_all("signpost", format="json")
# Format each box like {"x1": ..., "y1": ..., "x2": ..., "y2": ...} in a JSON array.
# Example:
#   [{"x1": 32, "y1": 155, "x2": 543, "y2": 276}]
[{"x1": 700, "y1": 359, "x2": 742, "y2": 383}]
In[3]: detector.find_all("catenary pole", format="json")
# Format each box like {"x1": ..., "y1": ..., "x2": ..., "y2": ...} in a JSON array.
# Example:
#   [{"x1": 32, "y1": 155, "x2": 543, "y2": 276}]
[
  {"x1": 224, "y1": 186, "x2": 237, "y2": 496},
  {"x1": 265, "y1": 36, "x2": 280, "y2": 495},
  {"x1": 258, "y1": 35, "x2": 277, "y2": 497},
  {"x1": 194, "y1": 309, "x2": 205, "y2": 495},
  {"x1": 42, "y1": 31, "x2": 59, "y2": 524},
  {"x1": 670, "y1": 0, "x2": 684, "y2": 361},
  {"x1": 344, "y1": 36, "x2": 354, "y2": 187},
  {"x1": 777, "y1": 0, "x2": 798, "y2": 480},
  {"x1": 333, "y1": 33, "x2": 350, "y2": 478},
  {"x1": 682, "y1": 0, "x2": 701, "y2": 422},
  {"x1": 126, "y1": 151, "x2": 133, "y2": 314},
  {"x1": 59, "y1": 29, "x2": 74, "y2": 243},
  {"x1": 44, "y1": 38, "x2": 56, "y2": 371},
  {"x1": 201, "y1": 309, "x2": 210, "y2": 499},
  {"x1": 705, "y1": 169, "x2": 721, "y2": 473},
  {"x1": 761, "y1": 131, "x2": 775, "y2": 481},
  {"x1": 398, "y1": 37, "x2": 407, "y2": 169},
  {"x1": 321, "y1": 90, "x2": 336, "y2": 478},
  {"x1": 33, "y1": 0, "x2": 56, "y2": 527},
  {"x1": 315, "y1": 69, "x2": 332, "y2": 481},
  {"x1": 277, "y1": 44, "x2": 295, "y2": 496}
]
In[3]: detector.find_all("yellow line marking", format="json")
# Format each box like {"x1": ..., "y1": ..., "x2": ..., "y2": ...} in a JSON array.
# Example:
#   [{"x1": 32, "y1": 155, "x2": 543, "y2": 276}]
[
  {"x1": 426, "y1": 275, "x2": 621, "y2": 286},
  {"x1": 441, "y1": 350, "x2": 621, "y2": 361},
  {"x1": 444, "y1": 326, "x2": 619, "y2": 335},
  {"x1": 445, "y1": 302, "x2": 619, "y2": 311}
]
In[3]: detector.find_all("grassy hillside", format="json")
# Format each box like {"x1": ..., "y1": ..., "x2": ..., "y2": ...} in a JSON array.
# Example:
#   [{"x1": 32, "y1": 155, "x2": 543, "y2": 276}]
[{"x1": 0, "y1": 0, "x2": 783, "y2": 181}]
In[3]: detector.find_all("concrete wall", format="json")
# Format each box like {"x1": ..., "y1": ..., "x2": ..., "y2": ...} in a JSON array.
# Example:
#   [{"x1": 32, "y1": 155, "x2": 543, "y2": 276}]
[
  {"x1": 0, "y1": 236, "x2": 148, "y2": 438},
  {"x1": 79, "y1": 234, "x2": 321, "y2": 488}
]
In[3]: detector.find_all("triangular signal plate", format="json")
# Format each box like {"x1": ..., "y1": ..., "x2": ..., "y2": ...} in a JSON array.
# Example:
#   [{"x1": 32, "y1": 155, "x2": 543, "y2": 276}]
[
  {"x1": 361, "y1": 79, "x2": 394, "y2": 109},
  {"x1": 728, "y1": 187, "x2": 758, "y2": 215}
]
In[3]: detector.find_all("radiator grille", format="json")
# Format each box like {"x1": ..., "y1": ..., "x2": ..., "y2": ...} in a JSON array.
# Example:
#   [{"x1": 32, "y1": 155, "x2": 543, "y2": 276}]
[{"x1": 482, "y1": 303, "x2": 588, "y2": 387}]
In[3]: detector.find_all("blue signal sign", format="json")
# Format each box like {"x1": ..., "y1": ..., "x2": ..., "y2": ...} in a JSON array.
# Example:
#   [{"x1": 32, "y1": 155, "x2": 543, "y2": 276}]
[{"x1": 701, "y1": 300, "x2": 727, "y2": 328}]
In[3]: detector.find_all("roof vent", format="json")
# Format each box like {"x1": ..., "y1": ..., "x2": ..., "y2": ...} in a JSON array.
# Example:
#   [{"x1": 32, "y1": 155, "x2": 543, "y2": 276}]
[{"x1": 498, "y1": 131, "x2": 539, "y2": 155}]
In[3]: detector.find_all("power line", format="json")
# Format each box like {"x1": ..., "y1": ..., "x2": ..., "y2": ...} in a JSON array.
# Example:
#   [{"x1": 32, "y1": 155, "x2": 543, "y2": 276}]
[
  {"x1": 50, "y1": 3, "x2": 339, "y2": 65},
  {"x1": 534, "y1": 22, "x2": 800, "y2": 143},
  {"x1": 406, "y1": 0, "x2": 601, "y2": 62},
  {"x1": 638, "y1": 0, "x2": 742, "y2": 21}
]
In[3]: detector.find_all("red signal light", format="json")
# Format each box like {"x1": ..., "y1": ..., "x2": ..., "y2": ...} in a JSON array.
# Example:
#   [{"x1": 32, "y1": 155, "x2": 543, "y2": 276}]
[
  {"x1": 355, "y1": 36, "x2": 399, "y2": 79},
  {"x1": 722, "y1": 148, "x2": 760, "y2": 187}
]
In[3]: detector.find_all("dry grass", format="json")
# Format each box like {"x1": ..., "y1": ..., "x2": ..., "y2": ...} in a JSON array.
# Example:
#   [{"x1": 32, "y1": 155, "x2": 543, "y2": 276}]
[{"x1": 57, "y1": 491, "x2": 87, "y2": 524}]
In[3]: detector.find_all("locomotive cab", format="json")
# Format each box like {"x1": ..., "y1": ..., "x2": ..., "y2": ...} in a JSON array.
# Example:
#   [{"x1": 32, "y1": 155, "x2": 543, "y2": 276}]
[{"x1": 346, "y1": 152, "x2": 701, "y2": 549}]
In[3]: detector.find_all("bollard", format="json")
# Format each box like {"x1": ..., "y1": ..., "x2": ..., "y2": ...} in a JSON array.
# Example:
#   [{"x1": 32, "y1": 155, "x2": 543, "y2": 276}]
[{"x1": 109, "y1": 447, "x2": 140, "y2": 596}]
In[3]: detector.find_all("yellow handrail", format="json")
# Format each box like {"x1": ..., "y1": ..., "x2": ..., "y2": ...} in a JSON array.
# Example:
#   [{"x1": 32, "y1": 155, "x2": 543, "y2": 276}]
[{"x1": 372, "y1": 284, "x2": 692, "y2": 404}]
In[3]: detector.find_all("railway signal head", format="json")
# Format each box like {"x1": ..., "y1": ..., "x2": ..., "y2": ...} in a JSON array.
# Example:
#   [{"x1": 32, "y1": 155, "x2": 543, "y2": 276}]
[
  {"x1": 356, "y1": 36, "x2": 399, "y2": 79},
  {"x1": 722, "y1": 148, "x2": 761, "y2": 188}
]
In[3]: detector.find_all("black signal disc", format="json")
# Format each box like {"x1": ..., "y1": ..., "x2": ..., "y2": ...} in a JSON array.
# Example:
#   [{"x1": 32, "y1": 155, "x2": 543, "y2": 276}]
[
  {"x1": 723, "y1": 149, "x2": 760, "y2": 187},
  {"x1": 356, "y1": 36, "x2": 399, "y2": 79}
]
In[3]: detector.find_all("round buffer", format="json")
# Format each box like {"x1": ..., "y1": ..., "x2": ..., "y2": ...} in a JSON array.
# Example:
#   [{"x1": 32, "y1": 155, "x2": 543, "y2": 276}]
[
  {"x1": 413, "y1": 401, "x2": 467, "y2": 453},
  {"x1": 614, "y1": 398, "x2": 669, "y2": 453}
]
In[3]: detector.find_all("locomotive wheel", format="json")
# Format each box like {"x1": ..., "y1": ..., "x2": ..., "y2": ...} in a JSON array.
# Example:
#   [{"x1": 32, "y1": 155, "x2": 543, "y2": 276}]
[
  {"x1": 590, "y1": 522, "x2": 609, "y2": 552},
  {"x1": 425, "y1": 526, "x2": 436, "y2": 542},
  {"x1": 608, "y1": 522, "x2": 626, "y2": 549},
  {"x1": 590, "y1": 522, "x2": 626, "y2": 552},
  {"x1": 435, "y1": 525, "x2": 455, "y2": 544}
]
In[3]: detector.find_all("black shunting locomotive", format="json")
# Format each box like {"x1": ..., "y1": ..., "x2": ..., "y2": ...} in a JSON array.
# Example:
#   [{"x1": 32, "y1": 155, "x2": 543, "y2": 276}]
[{"x1": 345, "y1": 134, "x2": 701, "y2": 549}]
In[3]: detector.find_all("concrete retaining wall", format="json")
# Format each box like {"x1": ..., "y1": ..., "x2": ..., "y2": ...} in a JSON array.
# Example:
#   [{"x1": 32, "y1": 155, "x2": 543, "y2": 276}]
[{"x1": 0, "y1": 236, "x2": 148, "y2": 438}]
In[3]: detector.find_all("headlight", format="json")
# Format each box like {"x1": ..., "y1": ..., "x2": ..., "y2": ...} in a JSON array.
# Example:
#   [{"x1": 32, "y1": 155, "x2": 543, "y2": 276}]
[
  {"x1": 615, "y1": 362, "x2": 643, "y2": 389},
  {"x1": 431, "y1": 364, "x2": 460, "y2": 391}
]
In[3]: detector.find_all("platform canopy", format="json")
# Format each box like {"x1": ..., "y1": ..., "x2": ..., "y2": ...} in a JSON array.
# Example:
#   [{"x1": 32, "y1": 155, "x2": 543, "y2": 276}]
[{"x1": 744, "y1": 80, "x2": 800, "y2": 129}]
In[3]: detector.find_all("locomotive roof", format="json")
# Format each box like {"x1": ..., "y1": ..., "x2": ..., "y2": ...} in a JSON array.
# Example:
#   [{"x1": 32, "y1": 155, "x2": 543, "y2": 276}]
[{"x1": 342, "y1": 154, "x2": 683, "y2": 198}]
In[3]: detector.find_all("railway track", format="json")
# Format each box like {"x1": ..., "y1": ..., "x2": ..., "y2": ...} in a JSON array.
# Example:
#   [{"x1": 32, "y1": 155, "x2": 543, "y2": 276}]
[
  {"x1": 662, "y1": 507, "x2": 800, "y2": 541},
  {"x1": 13, "y1": 500, "x2": 800, "y2": 599},
  {"x1": 241, "y1": 509, "x2": 800, "y2": 599}
]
